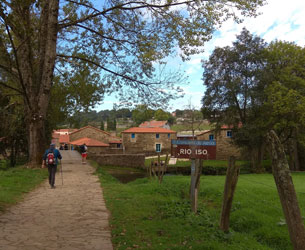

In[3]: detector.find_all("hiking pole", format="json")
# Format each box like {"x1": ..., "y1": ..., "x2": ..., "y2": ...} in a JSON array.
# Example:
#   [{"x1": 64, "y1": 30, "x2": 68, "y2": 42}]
[{"x1": 60, "y1": 159, "x2": 63, "y2": 185}]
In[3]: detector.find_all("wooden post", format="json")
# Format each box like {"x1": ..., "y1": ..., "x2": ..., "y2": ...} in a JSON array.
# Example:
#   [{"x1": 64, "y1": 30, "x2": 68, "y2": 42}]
[
  {"x1": 190, "y1": 159, "x2": 202, "y2": 213},
  {"x1": 267, "y1": 130, "x2": 305, "y2": 250},
  {"x1": 220, "y1": 156, "x2": 240, "y2": 232}
]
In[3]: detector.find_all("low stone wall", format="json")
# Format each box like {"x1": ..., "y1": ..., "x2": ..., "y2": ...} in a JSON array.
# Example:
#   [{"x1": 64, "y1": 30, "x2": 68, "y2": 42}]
[{"x1": 90, "y1": 154, "x2": 145, "y2": 169}]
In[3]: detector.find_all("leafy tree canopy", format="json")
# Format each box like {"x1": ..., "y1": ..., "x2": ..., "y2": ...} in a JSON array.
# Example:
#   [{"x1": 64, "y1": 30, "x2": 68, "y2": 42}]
[
  {"x1": 132, "y1": 104, "x2": 154, "y2": 125},
  {"x1": 0, "y1": 0, "x2": 265, "y2": 164},
  {"x1": 264, "y1": 41, "x2": 305, "y2": 141}
]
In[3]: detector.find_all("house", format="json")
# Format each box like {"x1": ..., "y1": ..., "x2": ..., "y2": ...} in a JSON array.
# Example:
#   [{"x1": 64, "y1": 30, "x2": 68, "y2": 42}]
[
  {"x1": 52, "y1": 125, "x2": 122, "y2": 154},
  {"x1": 69, "y1": 125, "x2": 122, "y2": 154},
  {"x1": 59, "y1": 134, "x2": 70, "y2": 149},
  {"x1": 122, "y1": 127, "x2": 177, "y2": 155},
  {"x1": 176, "y1": 130, "x2": 209, "y2": 140},
  {"x1": 197, "y1": 126, "x2": 241, "y2": 160},
  {"x1": 69, "y1": 137, "x2": 110, "y2": 154},
  {"x1": 69, "y1": 125, "x2": 121, "y2": 145},
  {"x1": 139, "y1": 120, "x2": 170, "y2": 129},
  {"x1": 52, "y1": 129, "x2": 78, "y2": 148}
]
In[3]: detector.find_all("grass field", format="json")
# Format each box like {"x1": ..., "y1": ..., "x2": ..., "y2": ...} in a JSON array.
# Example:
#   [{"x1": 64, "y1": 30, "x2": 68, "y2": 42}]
[
  {"x1": 170, "y1": 123, "x2": 212, "y2": 132},
  {"x1": 0, "y1": 166, "x2": 48, "y2": 212},
  {"x1": 94, "y1": 162, "x2": 305, "y2": 250}
]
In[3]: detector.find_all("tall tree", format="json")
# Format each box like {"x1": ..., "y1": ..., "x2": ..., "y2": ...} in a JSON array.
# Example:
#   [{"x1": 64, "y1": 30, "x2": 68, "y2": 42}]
[
  {"x1": 264, "y1": 41, "x2": 305, "y2": 170},
  {"x1": 184, "y1": 99, "x2": 204, "y2": 138},
  {"x1": 154, "y1": 109, "x2": 170, "y2": 121},
  {"x1": 0, "y1": 0, "x2": 265, "y2": 165},
  {"x1": 132, "y1": 104, "x2": 154, "y2": 125},
  {"x1": 201, "y1": 28, "x2": 268, "y2": 171}
]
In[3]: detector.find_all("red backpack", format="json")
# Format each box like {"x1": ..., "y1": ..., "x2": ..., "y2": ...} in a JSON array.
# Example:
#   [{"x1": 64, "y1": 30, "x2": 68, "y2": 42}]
[{"x1": 47, "y1": 151, "x2": 55, "y2": 165}]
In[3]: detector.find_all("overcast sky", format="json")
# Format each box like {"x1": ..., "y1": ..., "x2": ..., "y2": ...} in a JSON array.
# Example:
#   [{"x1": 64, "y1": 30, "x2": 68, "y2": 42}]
[{"x1": 96, "y1": 0, "x2": 305, "y2": 112}]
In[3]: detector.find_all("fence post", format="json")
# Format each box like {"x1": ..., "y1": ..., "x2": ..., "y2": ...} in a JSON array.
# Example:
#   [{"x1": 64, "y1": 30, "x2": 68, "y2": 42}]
[
  {"x1": 267, "y1": 130, "x2": 305, "y2": 250},
  {"x1": 219, "y1": 156, "x2": 240, "y2": 232},
  {"x1": 190, "y1": 159, "x2": 202, "y2": 213}
]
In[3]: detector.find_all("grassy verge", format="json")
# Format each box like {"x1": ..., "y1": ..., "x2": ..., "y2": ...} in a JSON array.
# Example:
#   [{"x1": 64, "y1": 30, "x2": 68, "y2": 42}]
[
  {"x1": 145, "y1": 158, "x2": 253, "y2": 175},
  {"x1": 145, "y1": 158, "x2": 272, "y2": 175},
  {"x1": 94, "y1": 162, "x2": 305, "y2": 250},
  {"x1": 145, "y1": 158, "x2": 250, "y2": 167},
  {"x1": 0, "y1": 166, "x2": 48, "y2": 212}
]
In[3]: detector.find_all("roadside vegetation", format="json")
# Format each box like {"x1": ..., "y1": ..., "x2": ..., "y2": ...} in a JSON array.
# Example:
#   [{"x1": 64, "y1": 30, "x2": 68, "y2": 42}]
[
  {"x1": 0, "y1": 164, "x2": 48, "y2": 212},
  {"x1": 94, "y1": 162, "x2": 305, "y2": 250},
  {"x1": 145, "y1": 157, "x2": 272, "y2": 175}
]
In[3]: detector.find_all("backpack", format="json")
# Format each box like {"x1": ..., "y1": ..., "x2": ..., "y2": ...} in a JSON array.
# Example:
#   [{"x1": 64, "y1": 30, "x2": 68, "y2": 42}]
[{"x1": 46, "y1": 151, "x2": 55, "y2": 165}]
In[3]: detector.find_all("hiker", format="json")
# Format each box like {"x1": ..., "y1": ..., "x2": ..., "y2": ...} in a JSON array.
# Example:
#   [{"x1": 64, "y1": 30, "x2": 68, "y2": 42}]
[
  {"x1": 42, "y1": 143, "x2": 62, "y2": 189},
  {"x1": 80, "y1": 143, "x2": 88, "y2": 164}
]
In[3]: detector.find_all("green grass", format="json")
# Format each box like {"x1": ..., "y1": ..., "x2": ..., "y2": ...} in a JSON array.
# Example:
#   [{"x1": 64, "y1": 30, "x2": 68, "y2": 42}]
[
  {"x1": 95, "y1": 163, "x2": 305, "y2": 250},
  {"x1": 171, "y1": 123, "x2": 212, "y2": 132},
  {"x1": 0, "y1": 166, "x2": 48, "y2": 212}
]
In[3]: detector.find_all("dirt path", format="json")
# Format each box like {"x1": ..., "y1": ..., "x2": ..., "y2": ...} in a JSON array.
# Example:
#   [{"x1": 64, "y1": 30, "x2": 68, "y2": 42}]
[{"x1": 0, "y1": 150, "x2": 113, "y2": 250}]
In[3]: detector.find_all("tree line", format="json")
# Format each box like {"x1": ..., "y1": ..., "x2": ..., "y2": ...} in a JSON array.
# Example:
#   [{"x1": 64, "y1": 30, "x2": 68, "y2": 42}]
[
  {"x1": 0, "y1": 0, "x2": 265, "y2": 166},
  {"x1": 64, "y1": 105, "x2": 200, "y2": 130},
  {"x1": 201, "y1": 28, "x2": 305, "y2": 172}
]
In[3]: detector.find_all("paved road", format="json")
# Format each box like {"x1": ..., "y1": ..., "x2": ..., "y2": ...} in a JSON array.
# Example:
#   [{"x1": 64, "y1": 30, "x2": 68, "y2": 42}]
[{"x1": 0, "y1": 150, "x2": 113, "y2": 250}]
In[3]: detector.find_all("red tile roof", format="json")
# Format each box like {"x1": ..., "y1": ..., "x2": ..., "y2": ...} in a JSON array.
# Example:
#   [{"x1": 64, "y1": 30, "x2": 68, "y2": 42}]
[
  {"x1": 69, "y1": 125, "x2": 111, "y2": 136},
  {"x1": 109, "y1": 138, "x2": 122, "y2": 144},
  {"x1": 122, "y1": 127, "x2": 176, "y2": 134},
  {"x1": 70, "y1": 137, "x2": 109, "y2": 147},
  {"x1": 59, "y1": 134, "x2": 70, "y2": 143},
  {"x1": 139, "y1": 120, "x2": 168, "y2": 128}
]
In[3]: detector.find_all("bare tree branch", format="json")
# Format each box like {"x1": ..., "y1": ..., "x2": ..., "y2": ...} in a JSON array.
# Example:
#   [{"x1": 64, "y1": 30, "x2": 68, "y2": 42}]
[
  {"x1": 75, "y1": 24, "x2": 137, "y2": 45},
  {"x1": 57, "y1": 53, "x2": 153, "y2": 87},
  {"x1": 1, "y1": 15, "x2": 31, "y2": 109},
  {"x1": 0, "y1": 80, "x2": 23, "y2": 94},
  {"x1": 58, "y1": 0, "x2": 196, "y2": 29}
]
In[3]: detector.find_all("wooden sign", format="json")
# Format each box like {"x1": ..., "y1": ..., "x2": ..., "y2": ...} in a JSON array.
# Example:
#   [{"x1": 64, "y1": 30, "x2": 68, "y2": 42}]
[{"x1": 171, "y1": 139, "x2": 216, "y2": 159}]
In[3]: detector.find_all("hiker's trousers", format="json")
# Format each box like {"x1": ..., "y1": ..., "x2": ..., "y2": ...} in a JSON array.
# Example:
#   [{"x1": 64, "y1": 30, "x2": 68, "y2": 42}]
[{"x1": 47, "y1": 165, "x2": 57, "y2": 187}]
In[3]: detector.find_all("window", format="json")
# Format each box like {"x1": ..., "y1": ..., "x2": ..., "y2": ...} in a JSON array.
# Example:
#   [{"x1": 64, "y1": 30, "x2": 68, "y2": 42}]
[
  {"x1": 209, "y1": 134, "x2": 214, "y2": 140},
  {"x1": 227, "y1": 131, "x2": 232, "y2": 138},
  {"x1": 156, "y1": 133, "x2": 160, "y2": 139},
  {"x1": 156, "y1": 144, "x2": 161, "y2": 152},
  {"x1": 131, "y1": 133, "x2": 135, "y2": 138},
  {"x1": 168, "y1": 133, "x2": 170, "y2": 138}
]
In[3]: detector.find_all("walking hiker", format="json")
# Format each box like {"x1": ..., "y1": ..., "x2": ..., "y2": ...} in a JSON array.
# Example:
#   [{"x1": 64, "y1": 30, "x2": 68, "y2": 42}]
[
  {"x1": 80, "y1": 143, "x2": 88, "y2": 164},
  {"x1": 42, "y1": 143, "x2": 62, "y2": 189}
]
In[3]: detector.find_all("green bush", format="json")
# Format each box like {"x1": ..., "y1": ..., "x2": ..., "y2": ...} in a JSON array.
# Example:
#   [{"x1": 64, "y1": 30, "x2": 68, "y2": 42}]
[{"x1": 202, "y1": 165, "x2": 228, "y2": 175}]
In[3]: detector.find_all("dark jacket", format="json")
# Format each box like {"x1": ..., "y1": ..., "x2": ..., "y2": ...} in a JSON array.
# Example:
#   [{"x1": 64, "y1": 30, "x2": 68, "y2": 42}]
[{"x1": 43, "y1": 148, "x2": 62, "y2": 165}]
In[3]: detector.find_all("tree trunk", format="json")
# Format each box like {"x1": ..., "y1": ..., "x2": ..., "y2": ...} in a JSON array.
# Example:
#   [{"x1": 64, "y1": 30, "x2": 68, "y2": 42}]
[
  {"x1": 250, "y1": 144, "x2": 264, "y2": 173},
  {"x1": 26, "y1": 114, "x2": 47, "y2": 167},
  {"x1": 267, "y1": 130, "x2": 305, "y2": 250},
  {"x1": 15, "y1": 0, "x2": 59, "y2": 166}
]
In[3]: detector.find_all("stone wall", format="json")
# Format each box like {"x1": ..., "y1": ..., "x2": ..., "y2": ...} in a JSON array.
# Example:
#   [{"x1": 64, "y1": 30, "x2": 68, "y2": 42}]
[
  {"x1": 91, "y1": 154, "x2": 145, "y2": 168},
  {"x1": 122, "y1": 132, "x2": 177, "y2": 155},
  {"x1": 70, "y1": 127, "x2": 112, "y2": 143},
  {"x1": 197, "y1": 129, "x2": 241, "y2": 160},
  {"x1": 88, "y1": 147, "x2": 123, "y2": 155}
]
